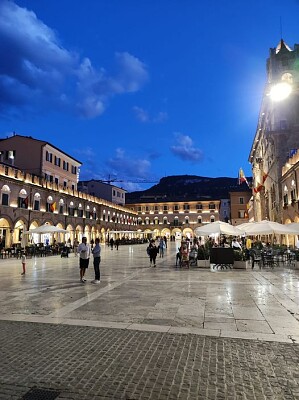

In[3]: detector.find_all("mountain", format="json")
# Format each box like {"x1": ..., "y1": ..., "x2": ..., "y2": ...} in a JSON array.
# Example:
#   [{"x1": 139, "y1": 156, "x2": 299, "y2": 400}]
[{"x1": 126, "y1": 175, "x2": 251, "y2": 203}]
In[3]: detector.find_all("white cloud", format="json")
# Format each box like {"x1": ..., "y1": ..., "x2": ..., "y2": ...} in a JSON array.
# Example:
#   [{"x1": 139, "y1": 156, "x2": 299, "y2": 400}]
[
  {"x1": 0, "y1": 1, "x2": 148, "y2": 118},
  {"x1": 107, "y1": 148, "x2": 151, "y2": 178},
  {"x1": 132, "y1": 106, "x2": 168, "y2": 123},
  {"x1": 132, "y1": 106, "x2": 149, "y2": 122},
  {"x1": 170, "y1": 133, "x2": 204, "y2": 162}
]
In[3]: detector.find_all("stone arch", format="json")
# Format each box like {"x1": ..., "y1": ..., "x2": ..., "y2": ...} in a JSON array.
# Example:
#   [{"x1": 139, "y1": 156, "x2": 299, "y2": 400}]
[{"x1": 0, "y1": 216, "x2": 13, "y2": 248}]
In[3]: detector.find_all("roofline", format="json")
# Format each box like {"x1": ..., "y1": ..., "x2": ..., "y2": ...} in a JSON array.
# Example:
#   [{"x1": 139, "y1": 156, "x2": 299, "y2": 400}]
[{"x1": 1, "y1": 134, "x2": 82, "y2": 165}]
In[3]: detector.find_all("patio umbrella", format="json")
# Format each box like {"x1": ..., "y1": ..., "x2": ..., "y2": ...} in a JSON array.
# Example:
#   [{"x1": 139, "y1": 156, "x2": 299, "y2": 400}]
[
  {"x1": 194, "y1": 221, "x2": 243, "y2": 236},
  {"x1": 25, "y1": 224, "x2": 67, "y2": 234},
  {"x1": 238, "y1": 220, "x2": 299, "y2": 235}
]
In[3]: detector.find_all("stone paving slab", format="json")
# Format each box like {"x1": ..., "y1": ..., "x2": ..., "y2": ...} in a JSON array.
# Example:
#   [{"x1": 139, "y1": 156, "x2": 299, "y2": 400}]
[
  {"x1": 1, "y1": 320, "x2": 299, "y2": 400},
  {"x1": 1, "y1": 243, "x2": 299, "y2": 398}
]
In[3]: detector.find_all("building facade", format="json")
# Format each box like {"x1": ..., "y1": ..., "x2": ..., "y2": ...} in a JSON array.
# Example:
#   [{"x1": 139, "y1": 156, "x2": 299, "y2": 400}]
[
  {"x1": 0, "y1": 162, "x2": 138, "y2": 248},
  {"x1": 0, "y1": 134, "x2": 82, "y2": 191},
  {"x1": 126, "y1": 198, "x2": 221, "y2": 240},
  {"x1": 281, "y1": 149, "x2": 299, "y2": 224},
  {"x1": 78, "y1": 180, "x2": 126, "y2": 206},
  {"x1": 249, "y1": 39, "x2": 299, "y2": 222},
  {"x1": 229, "y1": 190, "x2": 251, "y2": 226}
]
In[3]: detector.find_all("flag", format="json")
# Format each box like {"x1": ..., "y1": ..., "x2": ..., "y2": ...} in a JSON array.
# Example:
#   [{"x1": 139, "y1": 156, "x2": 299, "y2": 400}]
[
  {"x1": 253, "y1": 172, "x2": 268, "y2": 194},
  {"x1": 262, "y1": 172, "x2": 268, "y2": 184},
  {"x1": 50, "y1": 202, "x2": 56, "y2": 212},
  {"x1": 238, "y1": 168, "x2": 249, "y2": 187}
]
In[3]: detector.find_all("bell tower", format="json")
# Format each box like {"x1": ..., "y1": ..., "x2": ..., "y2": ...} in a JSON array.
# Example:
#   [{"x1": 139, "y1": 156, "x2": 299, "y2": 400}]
[{"x1": 249, "y1": 39, "x2": 299, "y2": 222}]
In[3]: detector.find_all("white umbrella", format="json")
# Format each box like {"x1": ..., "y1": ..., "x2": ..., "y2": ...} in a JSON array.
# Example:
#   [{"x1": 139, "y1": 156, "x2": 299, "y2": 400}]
[
  {"x1": 238, "y1": 220, "x2": 299, "y2": 235},
  {"x1": 194, "y1": 221, "x2": 243, "y2": 236},
  {"x1": 25, "y1": 224, "x2": 67, "y2": 234}
]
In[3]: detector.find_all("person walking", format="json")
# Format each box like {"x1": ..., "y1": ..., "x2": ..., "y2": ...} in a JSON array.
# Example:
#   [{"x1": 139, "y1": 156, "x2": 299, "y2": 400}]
[
  {"x1": 159, "y1": 237, "x2": 165, "y2": 258},
  {"x1": 148, "y1": 240, "x2": 159, "y2": 267},
  {"x1": 77, "y1": 237, "x2": 91, "y2": 283},
  {"x1": 109, "y1": 237, "x2": 114, "y2": 250},
  {"x1": 91, "y1": 238, "x2": 101, "y2": 284},
  {"x1": 21, "y1": 252, "x2": 26, "y2": 275}
]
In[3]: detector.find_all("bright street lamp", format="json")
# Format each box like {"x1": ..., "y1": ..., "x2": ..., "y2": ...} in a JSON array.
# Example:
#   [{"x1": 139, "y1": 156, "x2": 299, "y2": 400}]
[{"x1": 269, "y1": 82, "x2": 292, "y2": 101}]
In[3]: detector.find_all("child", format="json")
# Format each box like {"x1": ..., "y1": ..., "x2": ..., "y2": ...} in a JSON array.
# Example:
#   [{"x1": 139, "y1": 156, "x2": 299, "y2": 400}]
[{"x1": 21, "y1": 253, "x2": 26, "y2": 275}]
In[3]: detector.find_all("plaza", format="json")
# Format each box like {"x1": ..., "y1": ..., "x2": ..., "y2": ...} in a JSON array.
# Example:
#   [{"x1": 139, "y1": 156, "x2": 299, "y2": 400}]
[{"x1": 1, "y1": 242, "x2": 299, "y2": 399}]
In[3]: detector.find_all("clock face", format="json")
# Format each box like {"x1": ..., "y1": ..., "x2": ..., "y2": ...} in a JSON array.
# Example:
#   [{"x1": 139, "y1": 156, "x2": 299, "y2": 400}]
[{"x1": 281, "y1": 72, "x2": 293, "y2": 84}]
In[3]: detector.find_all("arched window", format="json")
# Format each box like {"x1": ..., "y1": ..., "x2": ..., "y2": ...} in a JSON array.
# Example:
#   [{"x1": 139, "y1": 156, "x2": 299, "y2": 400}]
[
  {"x1": 210, "y1": 215, "x2": 215, "y2": 223},
  {"x1": 33, "y1": 193, "x2": 41, "y2": 211},
  {"x1": 46, "y1": 195, "x2": 56, "y2": 213},
  {"x1": 59, "y1": 199, "x2": 64, "y2": 214},
  {"x1": 197, "y1": 216, "x2": 202, "y2": 224},
  {"x1": 68, "y1": 201, "x2": 75, "y2": 216},
  {"x1": 93, "y1": 207, "x2": 97, "y2": 220},
  {"x1": 163, "y1": 217, "x2": 168, "y2": 225},
  {"x1": 18, "y1": 189, "x2": 28, "y2": 209},
  {"x1": 85, "y1": 205, "x2": 91, "y2": 219},
  {"x1": 1, "y1": 185, "x2": 10, "y2": 206},
  {"x1": 185, "y1": 216, "x2": 189, "y2": 224},
  {"x1": 154, "y1": 217, "x2": 159, "y2": 225},
  {"x1": 78, "y1": 203, "x2": 83, "y2": 218}
]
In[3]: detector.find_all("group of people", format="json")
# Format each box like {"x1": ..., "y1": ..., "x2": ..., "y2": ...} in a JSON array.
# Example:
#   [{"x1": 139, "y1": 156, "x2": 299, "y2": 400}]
[
  {"x1": 77, "y1": 237, "x2": 101, "y2": 283},
  {"x1": 146, "y1": 236, "x2": 167, "y2": 267}
]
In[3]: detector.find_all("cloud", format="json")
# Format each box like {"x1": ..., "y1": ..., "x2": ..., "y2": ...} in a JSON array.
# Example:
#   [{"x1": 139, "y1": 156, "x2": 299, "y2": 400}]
[
  {"x1": 170, "y1": 133, "x2": 204, "y2": 162},
  {"x1": 133, "y1": 106, "x2": 168, "y2": 123},
  {"x1": 0, "y1": 1, "x2": 148, "y2": 118},
  {"x1": 132, "y1": 106, "x2": 149, "y2": 122},
  {"x1": 107, "y1": 148, "x2": 151, "y2": 178}
]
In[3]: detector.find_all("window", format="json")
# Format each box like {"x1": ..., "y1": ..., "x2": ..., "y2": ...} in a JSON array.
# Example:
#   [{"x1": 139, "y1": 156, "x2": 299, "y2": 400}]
[
  {"x1": 55, "y1": 177, "x2": 59, "y2": 185},
  {"x1": 163, "y1": 217, "x2": 168, "y2": 224},
  {"x1": 174, "y1": 205, "x2": 179, "y2": 211},
  {"x1": 210, "y1": 216, "x2": 215, "y2": 222},
  {"x1": 183, "y1": 204, "x2": 190, "y2": 210},
  {"x1": 291, "y1": 189, "x2": 296, "y2": 202},
  {"x1": 283, "y1": 194, "x2": 288, "y2": 205},
  {"x1": 54, "y1": 156, "x2": 61, "y2": 167},
  {"x1": 1, "y1": 193, "x2": 9, "y2": 206},
  {"x1": 1, "y1": 185, "x2": 10, "y2": 206},
  {"x1": 196, "y1": 204, "x2": 202, "y2": 210},
  {"x1": 209, "y1": 203, "x2": 216, "y2": 210},
  {"x1": 239, "y1": 198, "x2": 244, "y2": 204},
  {"x1": 113, "y1": 190, "x2": 116, "y2": 196},
  {"x1": 33, "y1": 193, "x2": 40, "y2": 211},
  {"x1": 163, "y1": 205, "x2": 168, "y2": 211},
  {"x1": 18, "y1": 189, "x2": 28, "y2": 209},
  {"x1": 197, "y1": 216, "x2": 202, "y2": 224},
  {"x1": 238, "y1": 210, "x2": 245, "y2": 218},
  {"x1": 63, "y1": 161, "x2": 69, "y2": 171},
  {"x1": 46, "y1": 151, "x2": 53, "y2": 162},
  {"x1": 33, "y1": 200, "x2": 40, "y2": 211},
  {"x1": 71, "y1": 165, "x2": 77, "y2": 174},
  {"x1": 64, "y1": 181, "x2": 67, "y2": 187},
  {"x1": 78, "y1": 204, "x2": 83, "y2": 218}
]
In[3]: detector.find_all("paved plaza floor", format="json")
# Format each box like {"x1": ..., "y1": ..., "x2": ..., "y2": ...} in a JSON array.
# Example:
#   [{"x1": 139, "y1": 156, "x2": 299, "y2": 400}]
[{"x1": 1, "y1": 242, "x2": 299, "y2": 399}]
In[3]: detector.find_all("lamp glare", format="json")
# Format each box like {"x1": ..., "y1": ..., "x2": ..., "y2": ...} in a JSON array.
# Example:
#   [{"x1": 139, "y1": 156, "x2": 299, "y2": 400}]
[{"x1": 270, "y1": 82, "x2": 292, "y2": 101}]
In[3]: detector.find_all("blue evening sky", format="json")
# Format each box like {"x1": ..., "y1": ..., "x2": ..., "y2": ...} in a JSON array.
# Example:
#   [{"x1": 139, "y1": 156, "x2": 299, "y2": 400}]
[{"x1": 1, "y1": 0, "x2": 299, "y2": 191}]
